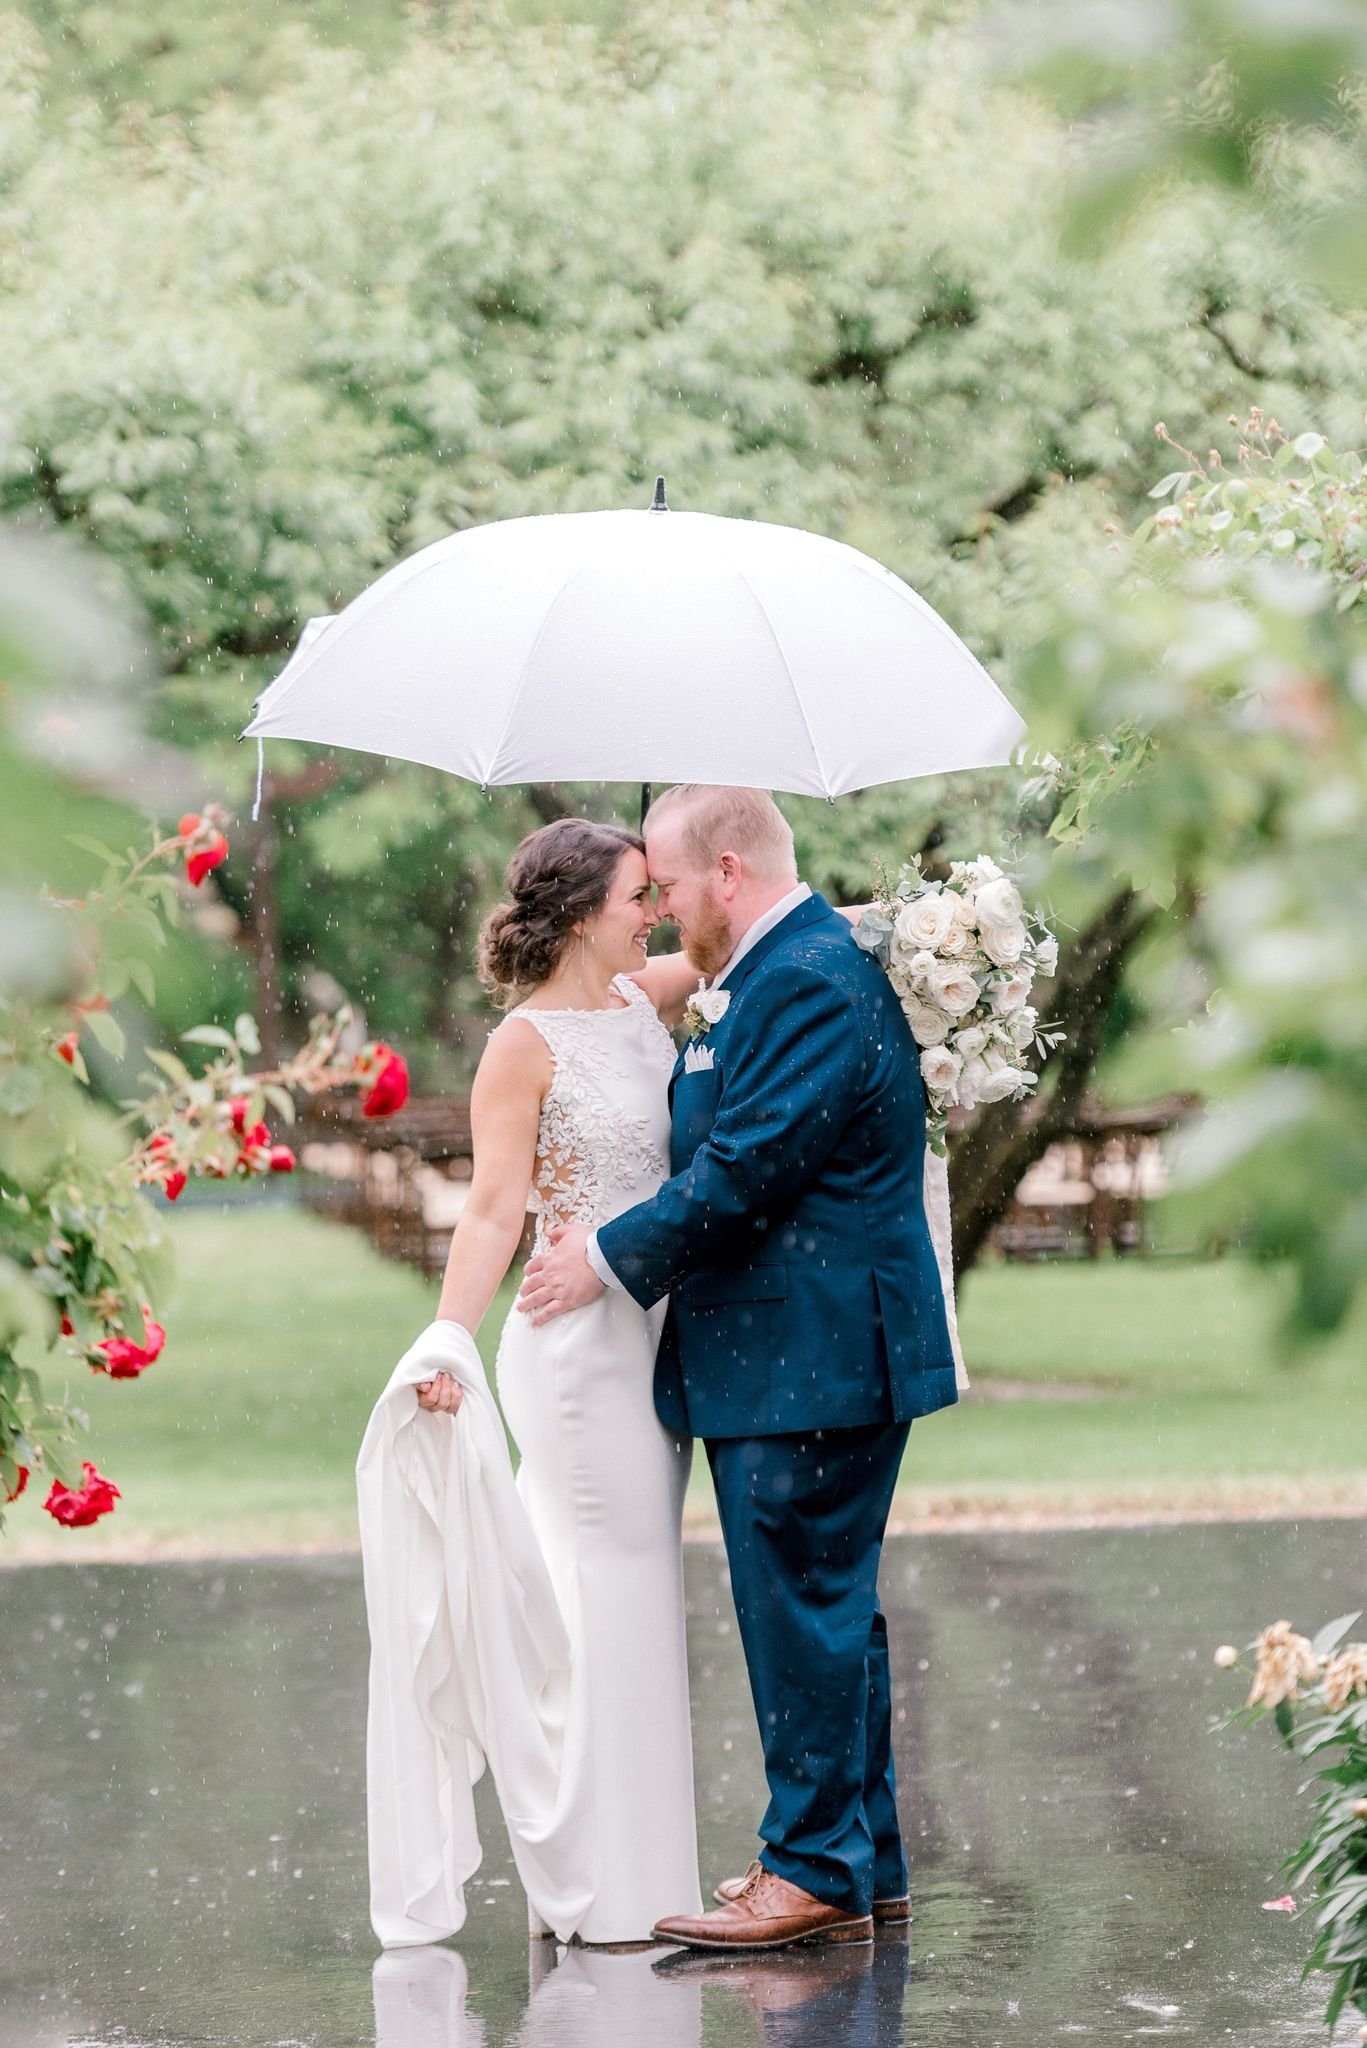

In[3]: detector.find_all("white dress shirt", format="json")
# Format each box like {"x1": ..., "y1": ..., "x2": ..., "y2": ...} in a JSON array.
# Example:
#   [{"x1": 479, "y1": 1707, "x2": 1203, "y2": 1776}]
[{"x1": 586, "y1": 884, "x2": 812, "y2": 1291}]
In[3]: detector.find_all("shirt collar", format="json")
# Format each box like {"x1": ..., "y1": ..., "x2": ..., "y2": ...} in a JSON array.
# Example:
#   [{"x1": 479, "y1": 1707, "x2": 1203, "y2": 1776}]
[{"x1": 713, "y1": 883, "x2": 812, "y2": 989}]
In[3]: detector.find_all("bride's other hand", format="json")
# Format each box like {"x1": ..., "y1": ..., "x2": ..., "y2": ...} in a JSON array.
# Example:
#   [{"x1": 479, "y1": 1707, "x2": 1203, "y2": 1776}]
[{"x1": 415, "y1": 1371, "x2": 463, "y2": 1415}]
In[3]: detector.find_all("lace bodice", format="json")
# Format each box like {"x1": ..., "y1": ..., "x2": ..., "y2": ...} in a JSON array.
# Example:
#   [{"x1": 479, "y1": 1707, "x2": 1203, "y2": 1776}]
[{"x1": 506, "y1": 975, "x2": 677, "y2": 1248}]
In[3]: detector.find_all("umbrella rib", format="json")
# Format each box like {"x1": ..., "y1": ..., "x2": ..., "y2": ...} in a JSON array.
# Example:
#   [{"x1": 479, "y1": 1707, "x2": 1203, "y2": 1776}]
[
  {"x1": 482, "y1": 564, "x2": 581, "y2": 786},
  {"x1": 733, "y1": 568, "x2": 831, "y2": 798}
]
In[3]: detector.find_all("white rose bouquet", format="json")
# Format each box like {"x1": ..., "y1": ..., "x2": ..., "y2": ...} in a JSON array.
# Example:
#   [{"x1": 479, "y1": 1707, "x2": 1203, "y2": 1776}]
[{"x1": 854, "y1": 855, "x2": 1064, "y2": 1151}]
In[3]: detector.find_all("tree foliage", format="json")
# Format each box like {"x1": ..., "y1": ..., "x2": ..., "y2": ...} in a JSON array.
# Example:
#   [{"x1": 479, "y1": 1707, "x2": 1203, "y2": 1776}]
[{"x1": 3, "y1": 1, "x2": 1364, "y2": 1083}]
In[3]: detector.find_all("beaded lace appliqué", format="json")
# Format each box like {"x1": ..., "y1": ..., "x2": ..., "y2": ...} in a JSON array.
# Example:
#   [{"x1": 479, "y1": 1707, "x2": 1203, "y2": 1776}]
[{"x1": 514, "y1": 978, "x2": 673, "y2": 1245}]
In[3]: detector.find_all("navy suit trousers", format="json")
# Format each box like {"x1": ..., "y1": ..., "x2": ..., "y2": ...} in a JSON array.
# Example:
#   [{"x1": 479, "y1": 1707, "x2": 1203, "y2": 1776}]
[{"x1": 706, "y1": 1420, "x2": 911, "y2": 1914}]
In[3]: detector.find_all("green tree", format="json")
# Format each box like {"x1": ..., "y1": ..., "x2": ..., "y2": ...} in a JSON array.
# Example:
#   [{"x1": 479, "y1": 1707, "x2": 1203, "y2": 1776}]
[{"x1": 3, "y1": 2, "x2": 1364, "y2": 1085}]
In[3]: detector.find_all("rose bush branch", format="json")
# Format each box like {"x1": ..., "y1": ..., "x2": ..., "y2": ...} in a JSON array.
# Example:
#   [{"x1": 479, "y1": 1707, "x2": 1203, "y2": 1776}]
[
  {"x1": 2, "y1": 816, "x2": 408, "y2": 1535},
  {"x1": 1020, "y1": 415, "x2": 1367, "y2": 1343},
  {"x1": 1214, "y1": 1616, "x2": 1367, "y2": 2036}
]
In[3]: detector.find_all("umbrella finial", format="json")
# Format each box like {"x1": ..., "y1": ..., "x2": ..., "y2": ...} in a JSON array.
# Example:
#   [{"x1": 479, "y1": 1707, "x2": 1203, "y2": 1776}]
[{"x1": 651, "y1": 475, "x2": 668, "y2": 512}]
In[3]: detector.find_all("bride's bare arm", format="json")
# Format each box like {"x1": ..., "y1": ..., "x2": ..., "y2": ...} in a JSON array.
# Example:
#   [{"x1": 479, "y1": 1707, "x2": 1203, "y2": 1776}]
[
  {"x1": 428, "y1": 1019, "x2": 549, "y2": 1339},
  {"x1": 630, "y1": 949, "x2": 701, "y2": 1031}
]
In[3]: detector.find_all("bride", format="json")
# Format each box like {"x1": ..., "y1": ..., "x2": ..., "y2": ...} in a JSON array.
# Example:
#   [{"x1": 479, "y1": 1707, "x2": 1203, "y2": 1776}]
[{"x1": 409, "y1": 816, "x2": 707, "y2": 1946}]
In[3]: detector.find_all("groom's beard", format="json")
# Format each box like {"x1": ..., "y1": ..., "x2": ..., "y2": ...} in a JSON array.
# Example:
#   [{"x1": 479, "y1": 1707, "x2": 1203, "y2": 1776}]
[{"x1": 681, "y1": 889, "x2": 735, "y2": 981}]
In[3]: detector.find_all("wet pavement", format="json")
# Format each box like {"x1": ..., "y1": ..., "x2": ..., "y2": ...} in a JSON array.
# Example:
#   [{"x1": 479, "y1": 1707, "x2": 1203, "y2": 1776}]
[{"x1": 1, "y1": 1520, "x2": 1363, "y2": 2046}]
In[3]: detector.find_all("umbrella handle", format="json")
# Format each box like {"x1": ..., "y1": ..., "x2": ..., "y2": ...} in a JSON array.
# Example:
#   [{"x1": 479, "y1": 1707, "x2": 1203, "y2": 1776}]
[{"x1": 639, "y1": 783, "x2": 652, "y2": 830}]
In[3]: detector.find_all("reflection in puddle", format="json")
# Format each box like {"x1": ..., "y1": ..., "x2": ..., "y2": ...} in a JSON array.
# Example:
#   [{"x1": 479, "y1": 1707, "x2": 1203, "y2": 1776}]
[
  {"x1": 373, "y1": 1934, "x2": 910, "y2": 2048},
  {"x1": 1, "y1": 1521, "x2": 1363, "y2": 2046}
]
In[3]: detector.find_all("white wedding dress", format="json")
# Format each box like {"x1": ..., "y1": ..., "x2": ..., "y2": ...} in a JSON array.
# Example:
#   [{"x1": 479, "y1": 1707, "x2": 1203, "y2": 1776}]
[{"x1": 492, "y1": 973, "x2": 702, "y2": 1942}]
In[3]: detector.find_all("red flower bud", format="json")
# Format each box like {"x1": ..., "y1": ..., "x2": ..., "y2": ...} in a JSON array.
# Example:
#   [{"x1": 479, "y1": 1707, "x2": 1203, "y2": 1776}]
[
  {"x1": 268, "y1": 1144, "x2": 296, "y2": 1174},
  {"x1": 92, "y1": 1311, "x2": 166, "y2": 1380},
  {"x1": 242, "y1": 1121, "x2": 270, "y2": 1150},
  {"x1": 44, "y1": 1462, "x2": 120, "y2": 1527},
  {"x1": 185, "y1": 832, "x2": 229, "y2": 887},
  {"x1": 228, "y1": 1097, "x2": 249, "y2": 1134},
  {"x1": 148, "y1": 1132, "x2": 175, "y2": 1155},
  {"x1": 56, "y1": 1032, "x2": 79, "y2": 1065},
  {"x1": 361, "y1": 1045, "x2": 410, "y2": 1119},
  {"x1": 5, "y1": 1465, "x2": 28, "y2": 1503},
  {"x1": 164, "y1": 1170, "x2": 187, "y2": 1203},
  {"x1": 60, "y1": 1314, "x2": 74, "y2": 1336},
  {"x1": 178, "y1": 813, "x2": 203, "y2": 840},
  {"x1": 74, "y1": 992, "x2": 109, "y2": 1014}
]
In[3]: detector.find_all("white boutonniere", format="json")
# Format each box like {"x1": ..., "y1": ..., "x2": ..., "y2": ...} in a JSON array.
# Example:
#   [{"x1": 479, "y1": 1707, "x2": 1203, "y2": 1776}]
[{"x1": 683, "y1": 980, "x2": 731, "y2": 1041}]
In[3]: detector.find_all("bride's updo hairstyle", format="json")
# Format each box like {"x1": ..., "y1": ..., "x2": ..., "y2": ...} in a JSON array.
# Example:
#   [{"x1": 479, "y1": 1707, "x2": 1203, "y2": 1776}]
[{"x1": 478, "y1": 818, "x2": 646, "y2": 1007}]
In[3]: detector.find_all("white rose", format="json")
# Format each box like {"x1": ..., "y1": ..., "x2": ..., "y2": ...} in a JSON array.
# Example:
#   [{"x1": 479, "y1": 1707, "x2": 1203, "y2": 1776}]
[
  {"x1": 919, "y1": 1045, "x2": 962, "y2": 1098},
  {"x1": 891, "y1": 892, "x2": 955, "y2": 963},
  {"x1": 931, "y1": 964, "x2": 980, "y2": 1017},
  {"x1": 953, "y1": 1023, "x2": 989, "y2": 1059},
  {"x1": 907, "y1": 1004, "x2": 950, "y2": 1047},
  {"x1": 937, "y1": 918, "x2": 973, "y2": 959},
  {"x1": 981, "y1": 920, "x2": 1027, "y2": 967},
  {"x1": 959, "y1": 1055, "x2": 990, "y2": 1107},
  {"x1": 989, "y1": 969, "x2": 1032, "y2": 1014},
  {"x1": 973, "y1": 876, "x2": 1024, "y2": 929},
  {"x1": 1034, "y1": 932, "x2": 1059, "y2": 977},
  {"x1": 693, "y1": 987, "x2": 731, "y2": 1025},
  {"x1": 975, "y1": 1064, "x2": 1031, "y2": 1104},
  {"x1": 969, "y1": 856, "x2": 1003, "y2": 884}
]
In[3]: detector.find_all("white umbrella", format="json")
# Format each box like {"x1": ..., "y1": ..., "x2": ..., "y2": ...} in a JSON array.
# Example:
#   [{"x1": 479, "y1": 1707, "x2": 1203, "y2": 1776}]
[{"x1": 243, "y1": 484, "x2": 1023, "y2": 806}]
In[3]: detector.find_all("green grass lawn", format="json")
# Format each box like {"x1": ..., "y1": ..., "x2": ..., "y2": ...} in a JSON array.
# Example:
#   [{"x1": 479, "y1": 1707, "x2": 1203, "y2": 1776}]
[{"x1": 4, "y1": 1207, "x2": 1365, "y2": 1563}]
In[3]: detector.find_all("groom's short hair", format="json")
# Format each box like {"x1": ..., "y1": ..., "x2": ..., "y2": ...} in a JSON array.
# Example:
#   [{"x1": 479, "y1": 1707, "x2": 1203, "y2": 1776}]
[{"x1": 646, "y1": 784, "x2": 796, "y2": 881}]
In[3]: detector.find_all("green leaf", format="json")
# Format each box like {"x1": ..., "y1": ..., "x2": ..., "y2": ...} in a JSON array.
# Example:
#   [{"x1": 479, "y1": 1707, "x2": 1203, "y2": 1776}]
[
  {"x1": 262, "y1": 1084, "x2": 296, "y2": 1125},
  {"x1": 126, "y1": 958, "x2": 157, "y2": 1007},
  {"x1": 1149, "y1": 471, "x2": 1192, "y2": 500},
  {"x1": 83, "y1": 1008, "x2": 127, "y2": 1060},
  {"x1": 181, "y1": 1026, "x2": 237, "y2": 1050},
  {"x1": 1274, "y1": 1697, "x2": 1296, "y2": 1745},
  {"x1": 145, "y1": 1048, "x2": 190, "y2": 1085},
  {"x1": 234, "y1": 1014, "x2": 262, "y2": 1056},
  {"x1": 0, "y1": 1067, "x2": 42, "y2": 1117},
  {"x1": 66, "y1": 835, "x2": 122, "y2": 866},
  {"x1": 1311, "y1": 1613, "x2": 1362, "y2": 1658}
]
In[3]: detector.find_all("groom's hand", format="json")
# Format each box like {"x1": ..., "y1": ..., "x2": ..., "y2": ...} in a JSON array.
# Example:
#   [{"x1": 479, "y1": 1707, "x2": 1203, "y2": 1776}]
[{"x1": 517, "y1": 1224, "x2": 604, "y2": 1325}]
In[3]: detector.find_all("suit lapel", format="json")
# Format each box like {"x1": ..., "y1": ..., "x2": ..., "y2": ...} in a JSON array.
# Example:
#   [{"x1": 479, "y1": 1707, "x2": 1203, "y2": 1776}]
[
  {"x1": 667, "y1": 894, "x2": 832, "y2": 1111},
  {"x1": 716, "y1": 892, "x2": 831, "y2": 1003}
]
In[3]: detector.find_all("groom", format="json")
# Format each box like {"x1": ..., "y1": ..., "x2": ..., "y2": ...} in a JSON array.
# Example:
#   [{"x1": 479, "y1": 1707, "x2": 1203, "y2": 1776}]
[{"x1": 518, "y1": 784, "x2": 957, "y2": 1949}]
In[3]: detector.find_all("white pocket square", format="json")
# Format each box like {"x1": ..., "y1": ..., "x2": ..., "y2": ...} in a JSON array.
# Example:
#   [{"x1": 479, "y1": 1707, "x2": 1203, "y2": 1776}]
[{"x1": 683, "y1": 1042, "x2": 716, "y2": 1074}]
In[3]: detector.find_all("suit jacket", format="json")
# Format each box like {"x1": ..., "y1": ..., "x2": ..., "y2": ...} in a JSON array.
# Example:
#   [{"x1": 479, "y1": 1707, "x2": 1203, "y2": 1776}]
[{"x1": 595, "y1": 892, "x2": 958, "y2": 1438}]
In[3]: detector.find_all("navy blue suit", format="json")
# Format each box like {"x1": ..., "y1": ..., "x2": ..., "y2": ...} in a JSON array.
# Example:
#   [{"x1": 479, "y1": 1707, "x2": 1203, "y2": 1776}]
[{"x1": 597, "y1": 892, "x2": 956, "y2": 1912}]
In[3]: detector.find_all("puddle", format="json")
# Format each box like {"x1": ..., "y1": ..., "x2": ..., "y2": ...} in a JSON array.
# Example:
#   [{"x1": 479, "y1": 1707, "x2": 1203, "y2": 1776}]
[{"x1": 1, "y1": 1521, "x2": 1363, "y2": 2045}]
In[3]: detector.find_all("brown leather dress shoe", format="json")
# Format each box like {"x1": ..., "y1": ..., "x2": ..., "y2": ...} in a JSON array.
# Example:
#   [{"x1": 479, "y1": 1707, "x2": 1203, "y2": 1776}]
[
  {"x1": 714, "y1": 1861, "x2": 912, "y2": 1924},
  {"x1": 653, "y1": 1866, "x2": 873, "y2": 1951}
]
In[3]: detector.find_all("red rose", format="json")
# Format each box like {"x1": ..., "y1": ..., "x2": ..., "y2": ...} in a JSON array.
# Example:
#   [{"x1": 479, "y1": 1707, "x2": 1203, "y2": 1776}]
[
  {"x1": 44, "y1": 1462, "x2": 120, "y2": 1527},
  {"x1": 178, "y1": 813, "x2": 203, "y2": 839},
  {"x1": 186, "y1": 832, "x2": 229, "y2": 887},
  {"x1": 56, "y1": 1032, "x2": 79, "y2": 1064},
  {"x1": 361, "y1": 1045, "x2": 409, "y2": 1119},
  {"x1": 268, "y1": 1144, "x2": 295, "y2": 1174},
  {"x1": 93, "y1": 1311, "x2": 166, "y2": 1380},
  {"x1": 164, "y1": 1170, "x2": 187, "y2": 1202},
  {"x1": 6, "y1": 1465, "x2": 28, "y2": 1503}
]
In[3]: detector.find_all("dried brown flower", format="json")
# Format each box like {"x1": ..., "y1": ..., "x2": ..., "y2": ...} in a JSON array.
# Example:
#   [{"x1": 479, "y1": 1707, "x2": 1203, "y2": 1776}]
[
  {"x1": 1247, "y1": 1621, "x2": 1319, "y2": 1709},
  {"x1": 1320, "y1": 1646, "x2": 1367, "y2": 1714}
]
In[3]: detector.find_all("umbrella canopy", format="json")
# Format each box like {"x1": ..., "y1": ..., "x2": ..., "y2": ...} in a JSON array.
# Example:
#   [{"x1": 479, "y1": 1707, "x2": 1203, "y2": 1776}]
[{"x1": 244, "y1": 493, "x2": 1024, "y2": 800}]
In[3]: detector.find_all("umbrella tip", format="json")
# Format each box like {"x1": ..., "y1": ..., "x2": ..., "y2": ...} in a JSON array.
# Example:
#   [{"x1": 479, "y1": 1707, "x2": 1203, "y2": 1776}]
[{"x1": 651, "y1": 475, "x2": 668, "y2": 512}]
